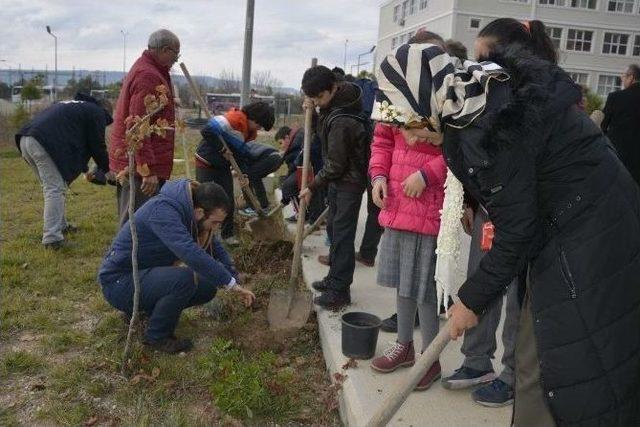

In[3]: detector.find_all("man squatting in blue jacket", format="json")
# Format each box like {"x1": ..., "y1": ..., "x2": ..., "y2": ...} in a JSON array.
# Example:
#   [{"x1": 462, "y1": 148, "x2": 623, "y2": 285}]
[{"x1": 98, "y1": 179, "x2": 255, "y2": 353}]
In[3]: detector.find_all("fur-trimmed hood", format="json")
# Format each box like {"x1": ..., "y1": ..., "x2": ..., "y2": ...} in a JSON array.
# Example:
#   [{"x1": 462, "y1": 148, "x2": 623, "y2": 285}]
[{"x1": 472, "y1": 44, "x2": 581, "y2": 154}]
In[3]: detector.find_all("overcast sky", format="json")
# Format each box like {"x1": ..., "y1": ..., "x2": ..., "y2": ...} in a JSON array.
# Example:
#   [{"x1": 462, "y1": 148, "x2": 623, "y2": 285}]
[{"x1": 0, "y1": 0, "x2": 382, "y2": 88}]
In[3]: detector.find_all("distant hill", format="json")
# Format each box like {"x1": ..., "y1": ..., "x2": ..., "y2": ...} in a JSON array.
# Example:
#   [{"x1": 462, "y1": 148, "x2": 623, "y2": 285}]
[{"x1": 0, "y1": 69, "x2": 299, "y2": 95}]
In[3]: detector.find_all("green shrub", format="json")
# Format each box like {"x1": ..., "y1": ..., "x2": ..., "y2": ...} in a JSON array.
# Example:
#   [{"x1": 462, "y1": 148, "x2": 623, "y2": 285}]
[{"x1": 585, "y1": 89, "x2": 603, "y2": 115}]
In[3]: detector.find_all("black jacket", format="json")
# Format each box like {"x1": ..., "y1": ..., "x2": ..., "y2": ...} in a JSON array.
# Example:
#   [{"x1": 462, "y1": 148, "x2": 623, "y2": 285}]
[
  {"x1": 443, "y1": 46, "x2": 640, "y2": 426},
  {"x1": 308, "y1": 82, "x2": 369, "y2": 193},
  {"x1": 283, "y1": 128, "x2": 303, "y2": 173},
  {"x1": 601, "y1": 82, "x2": 640, "y2": 185},
  {"x1": 15, "y1": 100, "x2": 112, "y2": 183}
]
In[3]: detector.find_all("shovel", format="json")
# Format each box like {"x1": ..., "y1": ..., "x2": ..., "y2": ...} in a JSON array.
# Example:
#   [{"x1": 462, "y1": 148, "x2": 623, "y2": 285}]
[
  {"x1": 267, "y1": 58, "x2": 317, "y2": 331},
  {"x1": 180, "y1": 63, "x2": 287, "y2": 242}
]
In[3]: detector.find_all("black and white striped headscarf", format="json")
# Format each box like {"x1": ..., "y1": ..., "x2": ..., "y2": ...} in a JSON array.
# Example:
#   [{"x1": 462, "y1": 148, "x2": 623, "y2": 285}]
[{"x1": 372, "y1": 43, "x2": 509, "y2": 130}]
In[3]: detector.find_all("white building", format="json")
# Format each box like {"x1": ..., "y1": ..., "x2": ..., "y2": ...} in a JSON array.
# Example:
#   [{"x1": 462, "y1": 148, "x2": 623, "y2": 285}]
[{"x1": 376, "y1": 0, "x2": 640, "y2": 98}]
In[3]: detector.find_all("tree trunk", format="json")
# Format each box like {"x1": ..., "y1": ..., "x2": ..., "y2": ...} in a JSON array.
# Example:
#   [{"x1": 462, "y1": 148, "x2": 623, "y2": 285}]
[{"x1": 121, "y1": 151, "x2": 142, "y2": 371}]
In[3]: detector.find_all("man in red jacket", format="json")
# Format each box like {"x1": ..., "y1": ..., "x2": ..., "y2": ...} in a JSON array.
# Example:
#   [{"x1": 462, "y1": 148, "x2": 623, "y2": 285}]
[{"x1": 109, "y1": 29, "x2": 179, "y2": 226}]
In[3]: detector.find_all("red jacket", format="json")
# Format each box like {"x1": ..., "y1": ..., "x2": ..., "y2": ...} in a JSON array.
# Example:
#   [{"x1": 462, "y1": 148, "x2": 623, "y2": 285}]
[
  {"x1": 109, "y1": 50, "x2": 175, "y2": 179},
  {"x1": 368, "y1": 123, "x2": 447, "y2": 236}
]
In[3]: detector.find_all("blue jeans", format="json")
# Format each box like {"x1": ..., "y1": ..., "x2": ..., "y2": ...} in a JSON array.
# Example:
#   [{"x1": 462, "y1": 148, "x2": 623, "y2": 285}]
[{"x1": 100, "y1": 266, "x2": 219, "y2": 341}]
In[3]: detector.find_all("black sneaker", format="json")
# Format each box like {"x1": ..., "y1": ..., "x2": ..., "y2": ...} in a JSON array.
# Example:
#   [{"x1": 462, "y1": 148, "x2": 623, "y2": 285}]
[
  {"x1": 62, "y1": 224, "x2": 79, "y2": 234},
  {"x1": 312, "y1": 278, "x2": 332, "y2": 292},
  {"x1": 380, "y1": 313, "x2": 420, "y2": 333},
  {"x1": 314, "y1": 289, "x2": 351, "y2": 310},
  {"x1": 43, "y1": 240, "x2": 65, "y2": 250},
  {"x1": 143, "y1": 336, "x2": 194, "y2": 354}
]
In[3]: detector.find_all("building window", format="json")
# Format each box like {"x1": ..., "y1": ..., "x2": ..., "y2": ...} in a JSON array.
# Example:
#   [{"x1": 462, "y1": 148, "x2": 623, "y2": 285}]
[
  {"x1": 545, "y1": 26, "x2": 563, "y2": 49},
  {"x1": 469, "y1": 18, "x2": 481, "y2": 29},
  {"x1": 570, "y1": 0, "x2": 597, "y2": 8},
  {"x1": 393, "y1": 5, "x2": 400, "y2": 22},
  {"x1": 607, "y1": 0, "x2": 634, "y2": 12},
  {"x1": 539, "y1": 0, "x2": 596, "y2": 7},
  {"x1": 402, "y1": 0, "x2": 409, "y2": 18},
  {"x1": 409, "y1": 0, "x2": 417, "y2": 14},
  {"x1": 597, "y1": 74, "x2": 622, "y2": 97},
  {"x1": 603, "y1": 32, "x2": 629, "y2": 55},
  {"x1": 568, "y1": 72, "x2": 589, "y2": 85},
  {"x1": 633, "y1": 35, "x2": 640, "y2": 56},
  {"x1": 420, "y1": 0, "x2": 428, "y2": 9},
  {"x1": 566, "y1": 29, "x2": 593, "y2": 52},
  {"x1": 505, "y1": 0, "x2": 529, "y2": 2}
]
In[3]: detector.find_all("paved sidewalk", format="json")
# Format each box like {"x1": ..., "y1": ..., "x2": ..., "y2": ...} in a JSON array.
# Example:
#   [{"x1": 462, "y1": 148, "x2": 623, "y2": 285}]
[{"x1": 283, "y1": 194, "x2": 512, "y2": 427}]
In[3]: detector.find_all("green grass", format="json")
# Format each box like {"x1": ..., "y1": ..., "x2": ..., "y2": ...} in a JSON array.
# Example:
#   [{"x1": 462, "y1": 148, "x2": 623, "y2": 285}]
[
  {"x1": 0, "y1": 129, "x2": 338, "y2": 426},
  {"x1": 1, "y1": 351, "x2": 45, "y2": 375}
]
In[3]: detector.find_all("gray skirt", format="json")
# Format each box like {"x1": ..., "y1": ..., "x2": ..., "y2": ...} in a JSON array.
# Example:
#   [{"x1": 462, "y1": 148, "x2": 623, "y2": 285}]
[{"x1": 377, "y1": 228, "x2": 437, "y2": 305}]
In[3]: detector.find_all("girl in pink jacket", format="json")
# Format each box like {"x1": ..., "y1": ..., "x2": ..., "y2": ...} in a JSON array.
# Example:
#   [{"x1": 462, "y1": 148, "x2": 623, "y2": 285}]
[{"x1": 369, "y1": 122, "x2": 447, "y2": 391}]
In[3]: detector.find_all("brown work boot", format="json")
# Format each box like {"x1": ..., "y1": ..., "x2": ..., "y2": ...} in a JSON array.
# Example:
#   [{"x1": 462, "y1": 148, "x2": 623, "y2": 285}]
[
  {"x1": 415, "y1": 360, "x2": 442, "y2": 391},
  {"x1": 355, "y1": 252, "x2": 375, "y2": 267},
  {"x1": 318, "y1": 254, "x2": 330, "y2": 266},
  {"x1": 371, "y1": 341, "x2": 415, "y2": 373}
]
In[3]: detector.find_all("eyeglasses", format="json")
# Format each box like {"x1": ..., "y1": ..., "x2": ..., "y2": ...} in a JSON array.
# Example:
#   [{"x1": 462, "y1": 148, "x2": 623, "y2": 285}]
[{"x1": 165, "y1": 46, "x2": 181, "y2": 59}]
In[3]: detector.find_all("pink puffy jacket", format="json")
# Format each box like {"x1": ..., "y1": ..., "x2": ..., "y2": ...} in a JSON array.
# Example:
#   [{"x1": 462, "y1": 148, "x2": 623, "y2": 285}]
[{"x1": 368, "y1": 123, "x2": 447, "y2": 236}]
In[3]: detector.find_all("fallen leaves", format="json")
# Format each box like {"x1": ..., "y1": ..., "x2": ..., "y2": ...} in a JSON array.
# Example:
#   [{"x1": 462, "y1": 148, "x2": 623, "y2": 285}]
[{"x1": 129, "y1": 366, "x2": 161, "y2": 385}]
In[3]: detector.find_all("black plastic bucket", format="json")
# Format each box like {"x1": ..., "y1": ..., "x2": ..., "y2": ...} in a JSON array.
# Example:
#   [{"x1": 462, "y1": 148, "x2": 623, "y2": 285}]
[{"x1": 341, "y1": 312, "x2": 382, "y2": 359}]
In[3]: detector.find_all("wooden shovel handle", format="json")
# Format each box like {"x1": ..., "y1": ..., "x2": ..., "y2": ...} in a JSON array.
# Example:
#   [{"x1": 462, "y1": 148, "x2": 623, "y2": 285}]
[{"x1": 179, "y1": 62, "x2": 265, "y2": 215}]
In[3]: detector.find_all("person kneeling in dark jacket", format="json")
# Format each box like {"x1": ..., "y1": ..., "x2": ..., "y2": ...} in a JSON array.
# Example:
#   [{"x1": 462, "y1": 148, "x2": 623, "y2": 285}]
[{"x1": 98, "y1": 179, "x2": 255, "y2": 354}]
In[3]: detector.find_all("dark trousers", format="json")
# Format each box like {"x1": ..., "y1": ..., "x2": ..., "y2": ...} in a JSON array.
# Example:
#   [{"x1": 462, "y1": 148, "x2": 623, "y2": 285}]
[
  {"x1": 116, "y1": 176, "x2": 165, "y2": 228},
  {"x1": 246, "y1": 153, "x2": 282, "y2": 209},
  {"x1": 358, "y1": 183, "x2": 384, "y2": 261},
  {"x1": 196, "y1": 166, "x2": 234, "y2": 239},
  {"x1": 326, "y1": 184, "x2": 363, "y2": 291},
  {"x1": 100, "y1": 266, "x2": 219, "y2": 341},
  {"x1": 280, "y1": 172, "x2": 327, "y2": 223}
]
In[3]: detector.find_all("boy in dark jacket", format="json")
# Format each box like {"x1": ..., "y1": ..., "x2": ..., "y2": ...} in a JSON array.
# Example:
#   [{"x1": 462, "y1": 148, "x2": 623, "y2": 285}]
[
  {"x1": 194, "y1": 102, "x2": 275, "y2": 245},
  {"x1": 99, "y1": 179, "x2": 255, "y2": 353},
  {"x1": 299, "y1": 65, "x2": 370, "y2": 309},
  {"x1": 15, "y1": 93, "x2": 113, "y2": 249}
]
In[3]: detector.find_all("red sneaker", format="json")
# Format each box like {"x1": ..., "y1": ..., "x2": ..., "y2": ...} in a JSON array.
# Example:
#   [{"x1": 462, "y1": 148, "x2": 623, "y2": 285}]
[
  {"x1": 415, "y1": 361, "x2": 442, "y2": 391},
  {"x1": 371, "y1": 341, "x2": 415, "y2": 373}
]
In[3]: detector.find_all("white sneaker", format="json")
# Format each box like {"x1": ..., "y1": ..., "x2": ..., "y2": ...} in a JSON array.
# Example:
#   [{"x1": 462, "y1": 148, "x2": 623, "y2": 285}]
[{"x1": 223, "y1": 236, "x2": 240, "y2": 246}]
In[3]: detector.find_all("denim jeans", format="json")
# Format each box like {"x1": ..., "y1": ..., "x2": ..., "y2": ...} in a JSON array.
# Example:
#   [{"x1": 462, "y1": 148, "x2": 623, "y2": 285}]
[
  {"x1": 326, "y1": 184, "x2": 363, "y2": 291},
  {"x1": 100, "y1": 266, "x2": 219, "y2": 341},
  {"x1": 116, "y1": 176, "x2": 164, "y2": 228},
  {"x1": 196, "y1": 166, "x2": 235, "y2": 239},
  {"x1": 19, "y1": 136, "x2": 68, "y2": 244},
  {"x1": 461, "y1": 210, "x2": 520, "y2": 386},
  {"x1": 246, "y1": 152, "x2": 282, "y2": 209}
]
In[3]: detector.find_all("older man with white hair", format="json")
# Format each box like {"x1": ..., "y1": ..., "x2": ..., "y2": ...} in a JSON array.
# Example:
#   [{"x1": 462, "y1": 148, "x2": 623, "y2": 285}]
[{"x1": 109, "y1": 29, "x2": 180, "y2": 226}]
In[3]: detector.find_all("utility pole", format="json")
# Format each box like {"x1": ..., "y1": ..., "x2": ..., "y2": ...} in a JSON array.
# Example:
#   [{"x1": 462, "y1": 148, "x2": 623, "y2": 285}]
[
  {"x1": 240, "y1": 0, "x2": 255, "y2": 107},
  {"x1": 46, "y1": 25, "x2": 58, "y2": 101},
  {"x1": 343, "y1": 39, "x2": 349, "y2": 71}
]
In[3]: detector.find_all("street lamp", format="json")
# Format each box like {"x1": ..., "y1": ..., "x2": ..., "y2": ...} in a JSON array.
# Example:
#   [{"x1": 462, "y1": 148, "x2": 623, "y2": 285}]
[
  {"x1": 120, "y1": 30, "x2": 129, "y2": 76},
  {"x1": 46, "y1": 25, "x2": 57, "y2": 101},
  {"x1": 356, "y1": 45, "x2": 376, "y2": 75}
]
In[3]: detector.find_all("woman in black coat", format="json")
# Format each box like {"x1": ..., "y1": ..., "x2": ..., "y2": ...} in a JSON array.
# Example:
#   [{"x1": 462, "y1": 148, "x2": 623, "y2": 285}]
[{"x1": 374, "y1": 19, "x2": 640, "y2": 426}]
